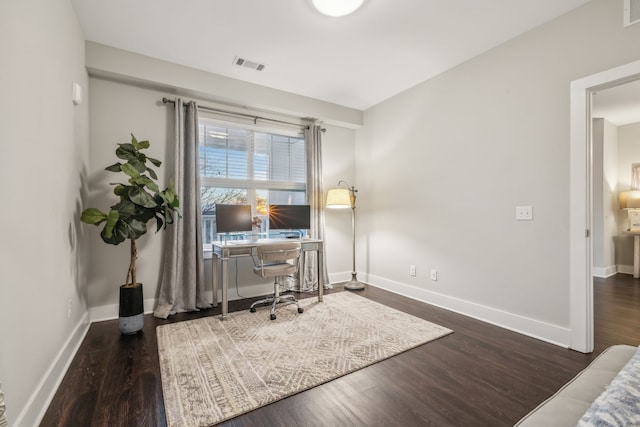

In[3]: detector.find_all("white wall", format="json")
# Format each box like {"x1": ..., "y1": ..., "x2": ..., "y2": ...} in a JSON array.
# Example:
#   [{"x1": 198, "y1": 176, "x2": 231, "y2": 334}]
[
  {"x1": 592, "y1": 118, "x2": 618, "y2": 277},
  {"x1": 603, "y1": 120, "x2": 619, "y2": 273},
  {"x1": 617, "y1": 122, "x2": 640, "y2": 269},
  {"x1": 356, "y1": 0, "x2": 640, "y2": 346},
  {"x1": 0, "y1": 0, "x2": 89, "y2": 425},
  {"x1": 87, "y1": 74, "x2": 356, "y2": 316}
]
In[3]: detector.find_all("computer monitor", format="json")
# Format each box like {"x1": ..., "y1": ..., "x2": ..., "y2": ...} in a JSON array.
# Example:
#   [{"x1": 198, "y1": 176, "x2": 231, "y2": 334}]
[
  {"x1": 269, "y1": 204, "x2": 311, "y2": 230},
  {"x1": 215, "y1": 204, "x2": 252, "y2": 233}
]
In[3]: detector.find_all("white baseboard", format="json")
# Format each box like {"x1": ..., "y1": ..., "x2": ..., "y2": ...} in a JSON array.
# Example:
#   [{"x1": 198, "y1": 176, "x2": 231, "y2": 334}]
[
  {"x1": 88, "y1": 284, "x2": 280, "y2": 322},
  {"x1": 34, "y1": 270, "x2": 543, "y2": 426},
  {"x1": 20, "y1": 271, "x2": 353, "y2": 426},
  {"x1": 617, "y1": 264, "x2": 634, "y2": 275},
  {"x1": 592, "y1": 265, "x2": 618, "y2": 278},
  {"x1": 328, "y1": 271, "x2": 352, "y2": 285},
  {"x1": 89, "y1": 297, "x2": 159, "y2": 322},
  {"x1": 362, "y1": 273, "x2": 571, "y2": 348},
  {"x1": 15, "y1": 312, "x2": 91, "y2": 427}
]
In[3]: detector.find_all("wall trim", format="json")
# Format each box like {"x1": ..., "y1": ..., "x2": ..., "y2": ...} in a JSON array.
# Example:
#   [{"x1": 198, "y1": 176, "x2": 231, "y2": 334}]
[
  {"x1": 89, "y1": 298, "x2": 158, "y2": 322},
  {"x1": 570, "y1": 59, "x2": 640, "y2": 353},
  {"x1": 15, "y1": 313, "x2": 90, "y2": 427},
  {"x1": 23, "y1": 270, "x2": 567, "y2": 425},
  {"x1": 592, "y1": 265, "x2": 618, "y2": 278},
  {"x1": 362, "y1": 273, "x2": 571, "y2": 348},
  {"x1": 617, "y1": 264, "x2": 634, "y2": 275},
  {"x1": 328, "y1": 271, "x2": 351, "y2": 285},
  {"x1": 88, "y1": 275, "x2": 350, "y2": 321}
]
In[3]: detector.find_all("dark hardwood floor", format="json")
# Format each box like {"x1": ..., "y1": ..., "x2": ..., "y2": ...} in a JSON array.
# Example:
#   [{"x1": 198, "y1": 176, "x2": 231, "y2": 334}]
[
  {"x1": 40, "y1": 274, "x2": 640, "y2": 426},
  {"x1": 594, "y1": 274, "x2": 640, "y2": 354}
]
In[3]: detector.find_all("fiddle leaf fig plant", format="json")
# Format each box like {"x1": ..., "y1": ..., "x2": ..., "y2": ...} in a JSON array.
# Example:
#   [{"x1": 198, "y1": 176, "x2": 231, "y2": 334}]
[{"x1": 81, "y1": 134, "x2": 181, "y2": 288}]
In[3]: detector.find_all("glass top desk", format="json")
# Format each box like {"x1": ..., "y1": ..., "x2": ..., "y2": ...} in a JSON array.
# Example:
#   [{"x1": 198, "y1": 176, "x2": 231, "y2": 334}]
[{"x1": 212, "y1": 237, "x2": 324, "y2": 319}]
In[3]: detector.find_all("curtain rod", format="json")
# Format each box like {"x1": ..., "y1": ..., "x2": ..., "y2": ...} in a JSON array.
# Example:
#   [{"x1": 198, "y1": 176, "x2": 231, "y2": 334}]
[{"x1": 162, "y1": 97, "x2": 324, "y2": 131}]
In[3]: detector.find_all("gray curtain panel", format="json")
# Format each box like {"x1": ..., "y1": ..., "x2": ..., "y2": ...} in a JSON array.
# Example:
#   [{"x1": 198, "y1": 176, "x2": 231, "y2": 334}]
[
  {"x1": 154, "y1": 100, "x2": 211, "y2": 319},
  {"x1": 303, "y1": 124, "x2": 330, "y2": 290}
]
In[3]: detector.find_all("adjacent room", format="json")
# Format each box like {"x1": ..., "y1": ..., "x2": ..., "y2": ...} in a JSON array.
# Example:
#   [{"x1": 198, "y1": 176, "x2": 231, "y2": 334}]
[{"x1": 3, "y1": 0, "x2": 640, "y2": 426}]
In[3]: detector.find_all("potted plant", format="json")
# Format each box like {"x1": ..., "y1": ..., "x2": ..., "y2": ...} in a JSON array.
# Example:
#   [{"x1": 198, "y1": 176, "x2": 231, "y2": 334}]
[{"x1": 81, "y1": 134, "x2": 180, "y2": 334}]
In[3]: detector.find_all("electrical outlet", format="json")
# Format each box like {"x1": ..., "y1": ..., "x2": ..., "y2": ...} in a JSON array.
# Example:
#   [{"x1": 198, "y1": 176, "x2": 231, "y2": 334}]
[
  {"x1": 430, "y1": 269, "x2": 438, "y2": 281},
  {"x1": 67, "y1": 299, "x2": 72, "y2": 319},
  {"x1": 409, "y1": 265, "x2": 416, "y2": 277},
  {"x1": 516, "y1": 205, "x2": 533, "y2": 220}
]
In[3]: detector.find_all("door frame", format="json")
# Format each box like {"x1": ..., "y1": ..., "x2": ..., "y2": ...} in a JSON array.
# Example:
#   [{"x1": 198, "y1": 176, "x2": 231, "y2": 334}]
[{"x1": 570, "y1": 60, "x2": 640, "y2": 353}]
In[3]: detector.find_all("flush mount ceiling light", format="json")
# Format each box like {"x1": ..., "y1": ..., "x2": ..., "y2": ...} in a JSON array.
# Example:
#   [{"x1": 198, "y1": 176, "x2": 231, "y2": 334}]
[{"x1": 311, "y1": 0, "x2": 365, "y2": 17}]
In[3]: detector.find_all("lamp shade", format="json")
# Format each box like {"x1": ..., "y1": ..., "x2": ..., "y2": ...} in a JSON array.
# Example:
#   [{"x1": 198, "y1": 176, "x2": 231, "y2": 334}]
[
  {"x1": 620, "y1": 190, "x2": 640, "y2": 209},
  {"x1": 326, "y1": 188, "x2": 351, "y2": 208}
]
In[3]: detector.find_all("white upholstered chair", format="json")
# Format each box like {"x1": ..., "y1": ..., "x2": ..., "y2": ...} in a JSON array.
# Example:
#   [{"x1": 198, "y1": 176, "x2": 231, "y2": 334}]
[{"x1": 250, "y1": 241, "x2": 304, "y2": 320}]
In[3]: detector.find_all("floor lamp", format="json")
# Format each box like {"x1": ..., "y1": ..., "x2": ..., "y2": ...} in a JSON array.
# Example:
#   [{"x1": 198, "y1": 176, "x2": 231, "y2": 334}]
[{"x1": 326, "y1": 181, "x2": 365, "y2": 290}]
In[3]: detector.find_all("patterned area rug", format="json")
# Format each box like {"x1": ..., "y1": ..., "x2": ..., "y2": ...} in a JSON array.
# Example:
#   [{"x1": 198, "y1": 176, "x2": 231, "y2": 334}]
[{"x1": 157, "y1": 291, "x2": 453, "y2": 426}]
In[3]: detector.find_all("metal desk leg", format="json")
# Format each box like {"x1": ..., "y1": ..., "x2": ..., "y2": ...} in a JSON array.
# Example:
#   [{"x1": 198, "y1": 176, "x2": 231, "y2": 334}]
[
  {"x1": 299, "y1": 252, "x2": 305, "y2": 291},
  {"x1": 221, "y1": 255, "x2": 229, "y2": 319},
  {"x1": 212, "y1": 252, "x2": 219, "y2": 307}
]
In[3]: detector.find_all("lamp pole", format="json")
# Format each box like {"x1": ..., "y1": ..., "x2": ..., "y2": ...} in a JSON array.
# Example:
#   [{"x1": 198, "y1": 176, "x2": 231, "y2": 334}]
[{"x1": 344, "y1": 182, "x2": 364, "y2": 290}]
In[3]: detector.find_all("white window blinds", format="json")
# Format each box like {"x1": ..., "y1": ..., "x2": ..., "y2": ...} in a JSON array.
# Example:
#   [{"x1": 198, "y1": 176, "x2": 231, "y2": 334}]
[
  {"x1": 198, "y1": 117, "x2": 307, "y2": 244},
  {"x1": 199, "y1": 122, "x2": 305, "y2": 190}
]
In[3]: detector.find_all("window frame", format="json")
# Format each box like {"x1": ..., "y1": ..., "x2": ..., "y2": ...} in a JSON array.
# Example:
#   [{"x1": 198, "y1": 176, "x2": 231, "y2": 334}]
[{"x1": 198, "y1": 114, "x2": 307, "y2": 248}]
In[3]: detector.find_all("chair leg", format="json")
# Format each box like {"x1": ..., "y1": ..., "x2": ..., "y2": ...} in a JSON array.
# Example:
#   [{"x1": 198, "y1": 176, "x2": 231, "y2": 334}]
[
  {"x1": 250, "y1": 276, "x2": 304, "y2": 318},
  {"x1": 270, "y1": 279, "x2": 279, "y2": 320},
  {"x1": 250, "y1": 296, "x2": 274, "y2": 312}
]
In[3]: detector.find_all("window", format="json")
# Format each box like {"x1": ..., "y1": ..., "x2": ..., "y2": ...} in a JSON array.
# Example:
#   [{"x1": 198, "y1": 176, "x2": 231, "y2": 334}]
[{"x1": 199, "y1": 117, "x2": 306, "y2": 244}]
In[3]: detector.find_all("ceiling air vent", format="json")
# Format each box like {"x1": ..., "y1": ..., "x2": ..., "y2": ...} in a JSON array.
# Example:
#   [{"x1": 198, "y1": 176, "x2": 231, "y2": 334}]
[
  {"x1": 233, "y1": 56, "x2": 266, "y2": 71},
  {"x1": 624, "y1": 0, "x2": 640, "y2": 27}
]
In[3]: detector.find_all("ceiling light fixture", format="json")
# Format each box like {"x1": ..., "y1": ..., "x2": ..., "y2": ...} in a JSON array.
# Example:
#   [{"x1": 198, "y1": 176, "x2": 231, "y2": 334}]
[{"x1": 311, "y1": 0, "x2": 365, "y2": 17}]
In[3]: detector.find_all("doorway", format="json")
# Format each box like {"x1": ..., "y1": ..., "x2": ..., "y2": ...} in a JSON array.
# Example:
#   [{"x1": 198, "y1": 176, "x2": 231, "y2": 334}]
[
  {"x1": 592, "y1": 81, "x2": 640, "y2": 278},
  {"x1": 570, "y1": 60, "x2": 640, "y2": 353}
]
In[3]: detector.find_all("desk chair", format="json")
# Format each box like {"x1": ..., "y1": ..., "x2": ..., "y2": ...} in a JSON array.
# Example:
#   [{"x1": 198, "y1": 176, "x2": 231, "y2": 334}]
[{"x1": 250, "y1": 241, "x2": 304, "y2": 320}]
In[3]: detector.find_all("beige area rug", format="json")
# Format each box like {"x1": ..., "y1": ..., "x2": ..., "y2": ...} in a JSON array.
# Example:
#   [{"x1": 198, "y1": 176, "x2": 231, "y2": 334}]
[{"x1": 157, "y1": 291, "x2": 453, "y2": 427}]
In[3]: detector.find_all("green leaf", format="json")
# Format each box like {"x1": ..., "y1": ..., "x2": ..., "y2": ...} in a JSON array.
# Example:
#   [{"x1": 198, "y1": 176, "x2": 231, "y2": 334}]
[
  {"x1": 157, "y1": 192, "x2": 168, "y2": 205},
  {"x1": 147, "y1": 157, "x2": 162, "y2": 167},
  {"x1": 120, "y1": 162, "x2": 140, "y2": 179},
  {"x1": 165, "y1": 181, "x2": 180, "y2": 209},
  {"x1": 116, "y1": 143, "x2": 137, "y2": 161},
  {"x1": 105, "y1": 163, "x2": 122, "y2": 172},
  {"x1": 155, "y1": 215, "x2": 164, "y2": 232},
  {"x1": 112, "y1": 200, "x2": 137, "y2": 219},
  {"x1": 124, "y1": 218, "x2": 147, "y2": 239},
  {"x1": 165, "y1": 209, "x2": 175, "y2": 225},
  {"x1": 80, "y1": 208, "x2": 108, "y2": 225},
  {"x1": 129, "y1": 158, "x2": 146, "y2": 173},
  {"x1": 103, "y1": 209, "x2": 120, "y2": 239},
  {"x1": 113, "y1": 185, "x2": 128, "y2": 197},
  {"x1": 129, "y1": 186, "x2": 157, "y2": 208},
  {"x1": 136, "y1": 206, "x2": 157, "y2": 223},
  {"x1": 132, "y1": 176, "x2": 159, "y2": 192},
  {"x1": 146, "y1": 167, "x2": 158, "y2": 180},
  {"x1": 101, "y1": 220, "x2": 127, "y2": 245},
  {"x1": 129, "y1": 134, "x2": 150, "y2": 150},
  {"x1": 172, "y1": 190, "x2": 180, "y2": 206}
]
